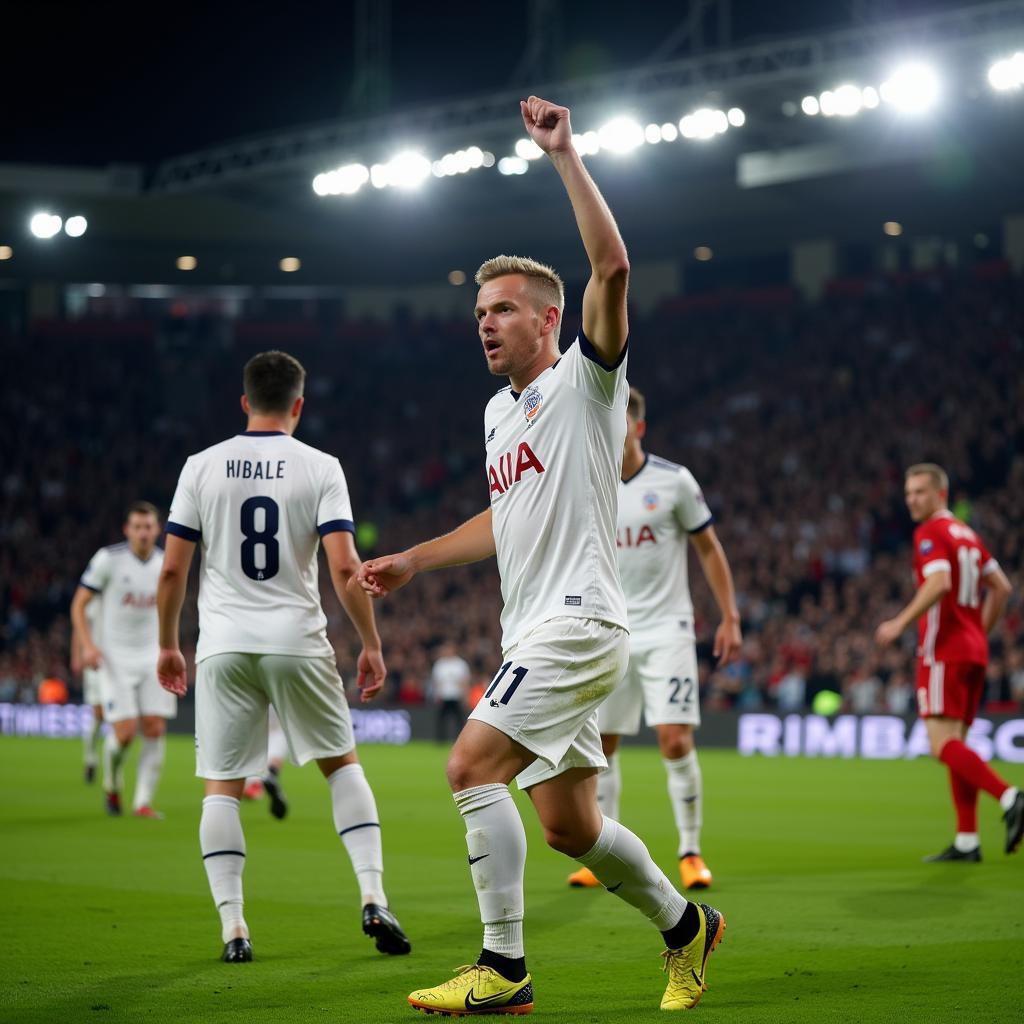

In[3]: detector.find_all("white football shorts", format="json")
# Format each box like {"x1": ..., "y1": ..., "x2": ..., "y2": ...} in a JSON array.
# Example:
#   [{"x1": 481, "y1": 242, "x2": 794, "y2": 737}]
[
  {"x1": 100, "y1": 652, "x2": 177, "y2": 724},
  {"x1": 195, "y1": 652, "x2": 354, "y2": 780},
  {"x1": 469, "y1": 616, "x2": 629, "y2": 790},
  {"x1": 597, "y1": 630, "x2": 701, "y2": 734}
]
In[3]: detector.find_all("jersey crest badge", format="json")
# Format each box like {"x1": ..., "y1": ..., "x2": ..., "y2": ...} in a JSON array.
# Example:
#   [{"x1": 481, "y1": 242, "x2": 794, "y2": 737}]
[
  {"x1": 643, "y1": 491, "x2": 659, "y2": 511},
  {"x1": 522, "y1": 385, "x2": 543, "y2": 422},
  {"x1": 920, "y1": 539, "x2": 933, "y2": 554}
]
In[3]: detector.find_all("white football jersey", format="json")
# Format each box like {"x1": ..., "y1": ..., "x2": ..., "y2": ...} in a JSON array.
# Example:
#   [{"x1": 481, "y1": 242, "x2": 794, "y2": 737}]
[
  {"x1": 80, "y1": 543, "x2": 162, "y2": 658},
  {"x1": 484, "y1": 333, "x2": 629, "y2": 651},
  {"x1": 85, "y1": 590, "x2": 102, "y2": 644},
  {"x1": 617, "y1": 454, "x2": 713, "y2": 642},
  {"x1": 167, "y1": 431, "x2": 355, "y2": 663}
]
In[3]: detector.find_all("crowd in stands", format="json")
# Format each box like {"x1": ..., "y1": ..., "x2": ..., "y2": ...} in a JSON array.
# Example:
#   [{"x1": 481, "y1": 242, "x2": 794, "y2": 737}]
[{"x1": 2, "y1": 266, "x2": 1022, "y2": 720}]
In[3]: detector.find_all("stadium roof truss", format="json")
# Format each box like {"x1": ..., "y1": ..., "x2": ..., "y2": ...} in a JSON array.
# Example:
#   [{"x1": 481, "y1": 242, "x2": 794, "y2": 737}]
[{"x1": 149, "y1": 0, "x2": 1024, "y2": 194}]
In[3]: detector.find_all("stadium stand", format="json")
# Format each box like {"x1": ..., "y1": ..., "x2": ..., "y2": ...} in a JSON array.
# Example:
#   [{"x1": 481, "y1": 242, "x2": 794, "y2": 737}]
[{"x1": 1, "y1": 265, "x2": 1021, "y2": 714}]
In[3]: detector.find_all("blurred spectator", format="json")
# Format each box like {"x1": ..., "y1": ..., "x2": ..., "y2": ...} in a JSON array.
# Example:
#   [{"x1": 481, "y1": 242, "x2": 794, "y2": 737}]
[{"x1": 430, "y1": 642, "x2": 471, "y2": 742}]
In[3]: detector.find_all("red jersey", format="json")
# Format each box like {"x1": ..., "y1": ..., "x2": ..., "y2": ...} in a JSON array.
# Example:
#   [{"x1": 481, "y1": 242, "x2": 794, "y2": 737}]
[{"x1": 912, "y1": 510, "x2": 997, "y2": 666}]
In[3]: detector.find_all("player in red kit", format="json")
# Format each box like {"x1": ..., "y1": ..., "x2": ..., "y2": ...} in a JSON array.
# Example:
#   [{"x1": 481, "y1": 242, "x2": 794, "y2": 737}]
[{"x1": 876, "y1": 463, "x2": 1022, "y2": 861}]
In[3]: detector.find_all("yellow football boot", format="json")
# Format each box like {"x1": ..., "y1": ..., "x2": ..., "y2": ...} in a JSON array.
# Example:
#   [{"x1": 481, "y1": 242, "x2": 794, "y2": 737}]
[
  {"x1": 660, "y1": 902, "x2": 726, "y2": 1011},
  {"x1": 408, "y1": 964, "x2": 534, "y2": 1016},
  {"x1": 679, "y1": 855, "x2": 713, "y2": 890},
  {"x1": 567, "y1": 867, "x2": 601, "y2": 888}
]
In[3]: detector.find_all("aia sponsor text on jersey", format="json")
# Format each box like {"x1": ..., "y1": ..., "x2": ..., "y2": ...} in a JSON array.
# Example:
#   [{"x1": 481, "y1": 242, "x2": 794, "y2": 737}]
[
  {"x1": 488, "y1": 441, "x2": 545, "y2": 498},
  {"x1": 618, "y1": 524, "x2": 657, "y2": 548}
]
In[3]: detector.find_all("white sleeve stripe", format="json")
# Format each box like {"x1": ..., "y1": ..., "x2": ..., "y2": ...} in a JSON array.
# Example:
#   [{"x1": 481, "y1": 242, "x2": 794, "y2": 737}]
[
  {"x1": 981, "y1": 558, "x2": 1000, "y2": 576},
  {"x1": 922, "y1": 559, "x2": 952, "y2": 577}
]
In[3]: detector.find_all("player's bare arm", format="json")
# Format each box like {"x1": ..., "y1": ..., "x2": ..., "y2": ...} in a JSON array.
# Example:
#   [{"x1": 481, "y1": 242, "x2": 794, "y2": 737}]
[
  {"x1": 875, "y1": 569, "x2": 952, "y2": 646},
  {"x1": 356, "y1": 508, "x2": 496, "y2": 598},
  {"x1": 981, "y1": 564, "x2": 1012, "y2": 633},
  {"x1": 70, "y1": 585, "x2": 102, "y2": 669},
  {"x1": 155, "y1": 534, "x2": 196, "y2": 696},
  {"x1": 522, "y1": 95, "x2": 629, "y2": 364},
  {"x1": 322, "y1": 530, "x2": 386, "y2": 703},
  {"x1": 689, "y1": 526, "x2": 742, "y2": 666}
]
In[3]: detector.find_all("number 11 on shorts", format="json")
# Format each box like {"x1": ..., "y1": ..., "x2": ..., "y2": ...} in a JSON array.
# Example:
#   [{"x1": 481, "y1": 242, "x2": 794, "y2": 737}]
[{"x1": 484, "y1": 662, "x2": 529, "y2": 707}]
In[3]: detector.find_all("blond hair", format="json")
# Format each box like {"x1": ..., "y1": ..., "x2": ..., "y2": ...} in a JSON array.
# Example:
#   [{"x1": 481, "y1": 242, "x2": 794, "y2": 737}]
[
  {"x1": 476, "y1": 255, "x2": 565, "y2": 338},
  {"x1": 627, "y1": 385, "x2": 646, "y2": 422},
  {"x1": 906, "y1": 462, "x2": 949, "y2": 493}
]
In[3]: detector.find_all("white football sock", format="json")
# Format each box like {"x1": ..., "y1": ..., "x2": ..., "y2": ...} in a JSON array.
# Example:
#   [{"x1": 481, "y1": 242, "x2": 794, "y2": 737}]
[
  {"x1": 200, "y1": 795, "x2": 248, "y2": 942},
  {"x1": 103, "y1": 732, "x2": 128, "y2": 793},
  {"x1": 999, "y1": 786, "x2": 1019, "y2": 812},
  {"x1": 82, "y1": 716, "x2": 102, "y2": 768},
  {"x1": 132, "y1": 736, "x2": 165, "y2": 810},
  {"x1": 665, "y1": 751, "x2": 703, "y2": 857},
  {"x1": 453, "y1": 783, "x2": 527, "y2": 958},
  {"x1": 328, "y1": 764, "x2": 386, "y2": 907},
  {"x1": 596, "y1": 751, "x2": 622, "y2": 821},
  {"x1": 954, "y1": 832, "x2": 980, "y2": 852},
  {"x1": 575, "y1": 815, "x2": 688, "y2": 932}
]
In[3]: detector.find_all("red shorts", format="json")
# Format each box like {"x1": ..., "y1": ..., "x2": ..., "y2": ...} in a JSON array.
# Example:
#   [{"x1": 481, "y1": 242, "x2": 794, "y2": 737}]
[{"x1": 915, "y1": 660, "x2": 986, "y2": 724}]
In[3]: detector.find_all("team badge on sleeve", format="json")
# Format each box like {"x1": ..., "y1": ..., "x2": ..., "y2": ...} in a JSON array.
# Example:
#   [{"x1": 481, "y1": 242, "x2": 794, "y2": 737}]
[
  {"x1": 522, "y1": 385, "x2": 543, "y2": 422},
  {"x1": 920, "y1": 539, "x2": 933, "y2": 554}
]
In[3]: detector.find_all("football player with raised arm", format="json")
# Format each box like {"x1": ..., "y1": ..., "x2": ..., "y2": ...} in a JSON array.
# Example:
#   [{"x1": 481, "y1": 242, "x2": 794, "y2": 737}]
[
  {"x1": 358, "y1": 96, "x2": 726, "y2": 1015},
  {"x1": 156, "y1": 351, "x2": 410, "y2": 963}
]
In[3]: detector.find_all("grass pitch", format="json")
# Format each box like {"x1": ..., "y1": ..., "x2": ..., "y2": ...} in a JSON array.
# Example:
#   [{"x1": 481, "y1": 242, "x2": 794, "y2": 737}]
[{"x1": 1, "y1": 736, "x2": 1021, "y2": 1023}]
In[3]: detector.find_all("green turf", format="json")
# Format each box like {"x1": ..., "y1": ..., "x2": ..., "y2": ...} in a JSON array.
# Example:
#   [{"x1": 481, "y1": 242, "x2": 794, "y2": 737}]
[{"x1": 1, "y1": 737, "x2": 1021, "y2": 1023}]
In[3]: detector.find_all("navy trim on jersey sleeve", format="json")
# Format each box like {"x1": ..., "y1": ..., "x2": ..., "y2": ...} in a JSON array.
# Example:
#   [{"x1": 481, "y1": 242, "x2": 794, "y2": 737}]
[
  {"x1": 578, "y1": 329, "x2": 628, "y2": 371},
  {"x1": 688, "y1": 515, "x2": 715, "y2": 535},
  {"x1": 166, "y1": 521, "x2": 202, "y2": 542},
  {"x1": 318, "y1": 519, "x2": 356, "y2": 537},
  {"x1": 79, "y1": 580, "x2": 102, "y2": 594}
]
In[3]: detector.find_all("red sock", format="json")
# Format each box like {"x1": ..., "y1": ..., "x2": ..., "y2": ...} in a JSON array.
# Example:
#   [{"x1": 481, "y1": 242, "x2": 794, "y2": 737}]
[
  {"x1": 947, "y1": 767, "x2": 978, "y2": 833},
  {"x1": 939, "y1": 739, "x2": 1010, "y2": 802}
]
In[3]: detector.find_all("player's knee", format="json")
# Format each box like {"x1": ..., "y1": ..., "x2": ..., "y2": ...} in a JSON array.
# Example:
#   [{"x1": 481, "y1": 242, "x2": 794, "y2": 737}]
[
  {"x1": 543, "y1": 822, "x2": 591, "y2": 858},
  {"x1": 659, "y1": 727, "x2": 693, "y2": 760},
  {"x1": 445, "y1": 751, "x2": 479, "y2": 793}
]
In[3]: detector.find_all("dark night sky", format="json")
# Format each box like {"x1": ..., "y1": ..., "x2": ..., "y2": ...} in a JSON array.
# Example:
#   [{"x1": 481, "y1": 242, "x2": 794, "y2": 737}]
[{"x1": 2, "y1": 0, "x2": 980, "y2": 167}]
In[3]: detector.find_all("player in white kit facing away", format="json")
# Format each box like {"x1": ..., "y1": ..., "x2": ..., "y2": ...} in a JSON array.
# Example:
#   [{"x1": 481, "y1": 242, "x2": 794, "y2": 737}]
[
  {"x1": 568, "y1": 387, "x2": 742, "y2": 892},
  {"x1": 358, "y1": 96, "x2": 726, "y2": 1014},
  {"x1": 71, "y1": 502, "x2": 174, "y2": 817},
  {"x1": 156, "y1": 351, "x2": 410, "y2": 963}
]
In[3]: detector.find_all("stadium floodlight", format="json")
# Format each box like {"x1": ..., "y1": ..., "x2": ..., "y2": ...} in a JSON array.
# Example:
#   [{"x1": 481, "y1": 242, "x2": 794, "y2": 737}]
[
  {"x1": 176, "y1": 255, "x2": 197, "y2": 271},
  {"x1": 832, "y1": 84, "x2": 863, "y2": 117},
  {"x1": 64, "y1": 215, "x2": 88, "y2": 237},
  {"x1": 727, "y1": 107, "x2": 746, "y2": 127},
  {"x1": 481, "y1": 151, "x2": 496, "y2": 168},
  {"x1": 883, "y1": 221, "x2": 903, "y2": 237},
  {"x1": 514, "y1": 138, "x2": 544, "y2": 160},
  {"x1": 0, "y1": 245, "x2": 13, "y2": 260},
  {"x1": 597, "y1": 117, "x2": 644, "y2": 154},
  {"x1": 371, "y1": 152, "x2": 431, "y2": 190},
  {"x1": 801, "y1": 95, "x2": 820, "y2": 115},
  {"x1": 279, "y1": 257, "x2": 301, "y2": 272},
  {"x1": 644, "y1": 123, "x2": 662, "y2": 144},
  {"x1": 29, "y1": 212, "x2": 62, "y2": 239},
  {"x1": 861, "y1": 86, "x2": 880, "y2": 109},
  {"x1": 880, "y1": 62, "x2": 940, "y2": 113},
  {"x1": 680, "y1": 108, "x2": 729, "y2": 140},
  {"x1": 660, "y1": 122, "x2": 679, "y2": 142},
  {"x1": 694, "y1": 246, "x2": 713, "y2": 261},
  {"x1": 314, "y1": 163, "x2": 370, "y2": 196},
  {"x1": 497, "y1": 156, "x2": 529, "y2": 175},
  {"x1": 819, "y1": 90, "x2": 837, "y2": 116},
  {"x1": 988, "y1": 52, "x2": 1024, "y2": 91},
  {"x1": 571, "y1": 130, "x2": 600, "y2": 156}
]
